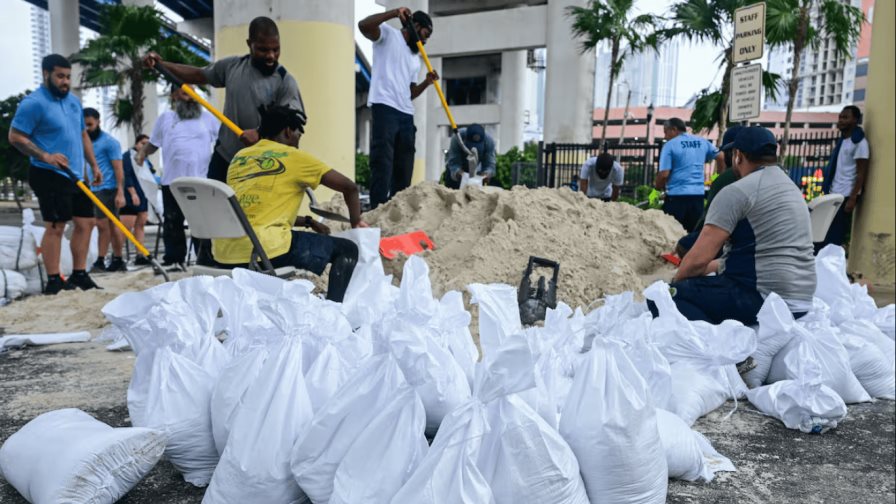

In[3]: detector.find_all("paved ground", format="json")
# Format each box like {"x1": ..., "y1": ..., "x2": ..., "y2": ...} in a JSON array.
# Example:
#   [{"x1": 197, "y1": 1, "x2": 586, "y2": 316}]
[{"x1": 0, "y1": 342, "x2": 893, "y2": 503}]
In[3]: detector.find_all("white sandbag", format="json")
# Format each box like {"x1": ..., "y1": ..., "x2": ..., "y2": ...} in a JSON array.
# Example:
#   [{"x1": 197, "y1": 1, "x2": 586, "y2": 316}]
[
  {"x1": 304, "y1": 343, "x2": 357, "y2": 412},
  {"x1": 334, "y1": 228, "x2": 399, "y2": 327},
  {"x1": 132, "y1": 347, "x2": 219, "y2": 486},
  {"x1": 468, "y1": 282, "x2": 523, "y2": 353},
  {"x1": 394, "y1": 336, "x2": 589, "y2": 504},
  {"x1": 435, "y1": 290, "x2": 479, "y2": 386},
  {"x1": 873, "y1": 304, "x2": 895, "y2": 340},
  {"x1": 836, "y1": 320, "x2": 895, "y2": 400},
  {"x1": 560, "y1": 339, "x2": 668, "y2": 504},
  {"x1": 0, "y1": 225, "x2": 38, "y2": 270},
  {"x1": 655, "y1": 408, "x2": 735, "y2": 482},
  {"x1": 292, "y1": 353, "x2": 410, "y2": 504},
  {"x1": 205, "y1": 276, "x2": 274, "y2": 356},
  {"x1": 0, "y1": 268, "x2": 26, "y2": 300},
  {"x1": 769, "y1": 313, "x2": 871, "y2": 404},
  {"x1": 617, "y1": 313, "x2": 674, "y2": 410},
  {"x1": 745, "y1": 293, "x2": 800, "y2": 388},
  {"x1": 330, "y1": 380, "x2": 429, "y2": 504},
  {"x1": 667, "y1": 361, "x2": 744, "y2": 427},
  {"x1": 203, "y1": 332, "x2": 314, "y2": 504},
  {"x1": 747, "y1": 339, "x2": 848, "y2": 433},
  {"x1": 20, "y1": 263, "x2": 45, "y2": 295},
  {"x1": 210, "y1": 346, "x2": 270, "y2": 455},
  {"x1": 0, "y1": 408, "x2": 166, "y2": 504},
  {"x1": 0, "y1": 331, "x2": 91, "y2": 352},
  {"x1": 814, "y1": 245, "x2": 858, "y2": 325}
]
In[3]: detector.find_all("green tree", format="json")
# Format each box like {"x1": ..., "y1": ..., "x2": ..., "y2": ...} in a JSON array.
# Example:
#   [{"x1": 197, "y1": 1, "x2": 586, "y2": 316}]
[
  {"x1": 0, "y1": 92, "x2": 31, "y2": 209},
  {"x1": 568, "y1": 0, "x2": 661, "y2": 148},
  {"x1": 663, "y1": 0, "x2": 783, "y2": 137},
  {"x1": 495, "y1": 142, "x2": 539, "y2": 189},
  {"x1": 71, "y1": 4, "x2": 206, "y2": 137},
  {"x1": 765, "y1": 0, "x2": 864, "y2": 156},
  {"x1": 355, "y1": 152, "x2": 371, "y2": 190}
]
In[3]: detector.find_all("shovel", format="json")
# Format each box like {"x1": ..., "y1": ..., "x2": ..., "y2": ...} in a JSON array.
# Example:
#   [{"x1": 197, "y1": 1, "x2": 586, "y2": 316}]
[
  {"x1": 62, "y1": 169, "x2": 169, "y2": 281},
  {"x1": 304, "y1": 187, "x2": 350, "y2": 223},
  {"x1": 401, "y1": 16, "x2": 480, "y2": 175}
]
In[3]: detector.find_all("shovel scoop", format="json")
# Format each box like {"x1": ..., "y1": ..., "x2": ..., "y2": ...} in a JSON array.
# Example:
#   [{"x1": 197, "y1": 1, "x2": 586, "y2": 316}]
[{"x1": 304, "y1": 187, "x2": 351, "y2": 223}]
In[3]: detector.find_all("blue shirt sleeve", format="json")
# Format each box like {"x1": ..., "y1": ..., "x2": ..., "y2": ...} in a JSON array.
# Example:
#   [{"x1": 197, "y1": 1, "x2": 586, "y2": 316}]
[
  {"x1": 10, "y1": 96, "x2": 41, "y2": 136},
  {"x1": 704, "y1": 139, "x2": 719, "y2": 162},
  {"x1": 107, "y1": 138, "x2": 123, "y2": 161},
  {"x1": 659, "y1": 142, "x2": 673, "y2": 172}
]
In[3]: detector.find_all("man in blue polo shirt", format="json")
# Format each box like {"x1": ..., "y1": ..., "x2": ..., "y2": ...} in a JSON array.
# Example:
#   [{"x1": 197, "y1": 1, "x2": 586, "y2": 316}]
[
  {"x1": 9, "y1": 54, "x2": 103, "y2": 294},
  {"x1": 654, "y1": 118, "x2": 718, "y2": 232},
  {"x1": 83, "y1": 108, "x2": 126, "y2": 273}
]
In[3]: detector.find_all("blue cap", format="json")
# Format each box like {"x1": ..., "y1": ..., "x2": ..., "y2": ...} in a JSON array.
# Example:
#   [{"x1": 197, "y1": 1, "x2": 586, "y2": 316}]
[
  {"x1": 721, "y1": 125, "x2": 745, "y2": 148},
  {"x1": 720, "y1": 126, "x2": 778, "y2": 156}
]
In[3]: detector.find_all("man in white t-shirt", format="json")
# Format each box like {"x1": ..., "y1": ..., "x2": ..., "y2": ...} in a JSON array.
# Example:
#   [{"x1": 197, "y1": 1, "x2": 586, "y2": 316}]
[
  {"x1": 359, "y1": 7, "x2": 438, "y2": 209},
  {"x1": 579, "y1": 152, "x2": 624, "y2": 201},
  {"x1": 136, "y1": 86, "x2": 219, "y2": 268},
  {"x1": 819, "y1": 105, "x2": 870, "y2": 249}
]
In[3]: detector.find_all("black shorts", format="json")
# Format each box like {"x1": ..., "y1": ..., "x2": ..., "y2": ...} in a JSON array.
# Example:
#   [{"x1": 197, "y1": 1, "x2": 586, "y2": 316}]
[
  {"x1": 28, "y1": 166, "x2": 94, "y2": 223},
  {"x1": 92, "y1": 189, "x2": 120, "y2": 220}
]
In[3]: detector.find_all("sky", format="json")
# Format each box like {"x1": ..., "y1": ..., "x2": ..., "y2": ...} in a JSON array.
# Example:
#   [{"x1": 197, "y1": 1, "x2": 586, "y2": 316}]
[{"x1": 0, "y1": 0, "x2": 735, "y2": 107}]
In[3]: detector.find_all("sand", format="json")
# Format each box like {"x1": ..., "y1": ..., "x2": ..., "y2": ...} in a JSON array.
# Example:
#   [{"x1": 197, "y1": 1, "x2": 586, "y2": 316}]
[
  {"x1": 0, "y1": 269, "x2": 189, "y2": 335},
  {"x1": 325, "y1": 183, "x2": 683, "y2": 308}
]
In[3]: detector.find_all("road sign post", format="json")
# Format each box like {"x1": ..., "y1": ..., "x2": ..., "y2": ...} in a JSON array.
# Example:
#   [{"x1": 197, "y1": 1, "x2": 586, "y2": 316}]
[
  {"x1": 733, "y1": 3, "x2": 766, "y2": 64},
  {"x1": 730, "y1": 2, "x2": 766, "y2": 123},
  {"x1": 730, "y1": 63, "x2": 763, "y2": 122}
]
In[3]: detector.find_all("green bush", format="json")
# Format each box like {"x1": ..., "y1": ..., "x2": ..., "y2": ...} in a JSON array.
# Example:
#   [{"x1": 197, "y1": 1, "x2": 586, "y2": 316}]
[
  {"x1": 355, "y1": 152, "x2": 370, "y2": 190},
  {"x1": 494, "y1": 142, "x2": 538, "y2": 189}
]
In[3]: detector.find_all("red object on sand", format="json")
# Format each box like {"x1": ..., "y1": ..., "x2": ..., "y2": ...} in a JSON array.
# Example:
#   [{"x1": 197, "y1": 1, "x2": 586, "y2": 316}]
[
  {"x1": 660, "y1": 252, "x2": 681, "y2": 266},
  {"x1": 380, "y1": 231, "x2": 435, "y2": 259}
]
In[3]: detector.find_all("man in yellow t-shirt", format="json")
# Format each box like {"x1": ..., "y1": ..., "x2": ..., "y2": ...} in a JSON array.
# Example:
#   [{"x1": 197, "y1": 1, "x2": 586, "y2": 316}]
[{"x1": 212, "y1": 105, "x2": 367, "y2": 301}]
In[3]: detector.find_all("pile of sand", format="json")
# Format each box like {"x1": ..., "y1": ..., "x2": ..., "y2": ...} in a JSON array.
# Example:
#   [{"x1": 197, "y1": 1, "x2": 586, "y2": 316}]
[
  {"x1": 328, "y1": 183, "x2": 684, "y2": 308},
  {"x1": 1, "y1": 269, "x2": 188, "y2": 334}
]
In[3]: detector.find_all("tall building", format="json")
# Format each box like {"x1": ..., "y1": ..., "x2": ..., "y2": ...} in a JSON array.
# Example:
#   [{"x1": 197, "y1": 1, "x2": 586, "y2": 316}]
[
  {"x1": 765, "y1": 0, "x2": 872, "y2": 111},
  {"x1": 30, "y1": 5, "x2": 51, "y2": 89},
  {"x1": 594, "y1": 40, "x2": 680, "y2": 108},
  {"x1": 851, "y1": 0, "x2": 874, "y2": 107}
]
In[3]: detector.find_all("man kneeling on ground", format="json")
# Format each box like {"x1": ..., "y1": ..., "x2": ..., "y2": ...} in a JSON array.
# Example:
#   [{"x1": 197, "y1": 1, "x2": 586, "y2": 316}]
[
  {"x1": 648, "y1": 126, "x2": 816, "y2": 325},
  {"x1": 212, "y1": 105, "x2": 367, "y2": 302}
]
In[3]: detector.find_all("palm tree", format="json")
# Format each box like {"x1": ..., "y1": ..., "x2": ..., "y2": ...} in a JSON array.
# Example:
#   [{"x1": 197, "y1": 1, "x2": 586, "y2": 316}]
[
  {"x1": 766, "y1": 0, "x2": 864, "y2": 156},
  {"x1": 568, "y1": 0, "x2": 662, "y2": 149},
  {"x1": 0, "y1": 92, "x2": 31, "y2": 209},
  {"x1": 663, "y1": 0, "x2": 783, "y2": 138},
  {"x1": 71, "y1": 4, "x2": 205, "y2": 137}
]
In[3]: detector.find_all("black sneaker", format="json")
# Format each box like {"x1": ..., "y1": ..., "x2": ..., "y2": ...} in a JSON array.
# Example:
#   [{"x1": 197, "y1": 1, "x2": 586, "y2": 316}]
[
  {"x1": 134, "y1": 255, "x2": 151, "y2": 266},
  {"x1": 92, "y1": 258, "x2": 108, "y2": 272},
  {"x1": 107, "y1": 257, "x2": 128, "y2": 272},
  {"x1": 65, "y1": 271, "x2": 103, "y2": 291},
  {"x1": 43, "y1": 276, "x2": 66, "y2": 295}
]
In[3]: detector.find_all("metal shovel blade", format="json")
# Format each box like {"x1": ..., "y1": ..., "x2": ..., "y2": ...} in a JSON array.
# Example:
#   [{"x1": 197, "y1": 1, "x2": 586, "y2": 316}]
[{"x1": 305, "y1": 187, "x2": 351, "y2": 222}]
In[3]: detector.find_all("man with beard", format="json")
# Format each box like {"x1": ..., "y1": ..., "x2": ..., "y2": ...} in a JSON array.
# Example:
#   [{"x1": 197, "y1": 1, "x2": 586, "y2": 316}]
[
  {"x1": 142, "y1": 16, "x2": 305, "y2": 182},
  {"x1": 83, "y1": 108, "x2": 126, "y2": 273},
  {"x1": 137, "y1": 86, "x2": 219, "y2": 270},
  {"x1": 359, "y1": 7, "x2": 438, "y2": 208},
  {"x1": 8, "y1": 54, "x2": 103, "y2": 294}
]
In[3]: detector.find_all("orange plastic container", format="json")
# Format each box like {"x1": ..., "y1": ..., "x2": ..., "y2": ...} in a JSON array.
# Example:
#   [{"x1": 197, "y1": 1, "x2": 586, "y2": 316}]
[{"x1": 379, "y1": 231, "x2": 435, "y2": 259}]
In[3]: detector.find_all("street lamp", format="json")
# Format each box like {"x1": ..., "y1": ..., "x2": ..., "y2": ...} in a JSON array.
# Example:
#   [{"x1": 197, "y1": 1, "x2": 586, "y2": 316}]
[
  {"x1": 646, "y1": 102, "x2": 655, "y2": 143},
  {"x1": 644, "y1": 103, "x2": 656, "y2": 186}
]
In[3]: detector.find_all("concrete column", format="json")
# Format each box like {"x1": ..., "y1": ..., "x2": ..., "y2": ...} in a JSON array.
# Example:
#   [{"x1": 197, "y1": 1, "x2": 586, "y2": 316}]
[
  {"x1": 357, "y1": 106, "x2": 371, "y2": 154},
  {"x1": 120, "y1": 0, "x2": 158, "y2": 140},
  {"x1": 499, "y1": 50, "x2": 527, "y2": 152},
  {"x1": 424, "y1": 56, "x2": 445, "y2": 182},
  {"x1": 48, "y1": 0, "x2": 81, "y2": 97},
  {"x1": 848, "y1": 0, "x2": 895, "y2": 291},
  {"x1": 213, "y1": 0, "x2": 355, "y2": 208},
  {"x1": 543, "y1": 0, "x2": 596, "y2": 143}
]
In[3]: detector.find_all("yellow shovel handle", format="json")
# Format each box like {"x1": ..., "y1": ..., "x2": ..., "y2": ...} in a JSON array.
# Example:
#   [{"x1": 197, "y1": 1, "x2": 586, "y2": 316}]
[
  {"x1": 416, "y1": 41, "x2": 458, "y2": 132},
  {"x1": 75, "y1": 180, "x2": 150, "y2": 257},
  {"x1": 178, "y1": 84, "x2": 244, "y2": 137}
]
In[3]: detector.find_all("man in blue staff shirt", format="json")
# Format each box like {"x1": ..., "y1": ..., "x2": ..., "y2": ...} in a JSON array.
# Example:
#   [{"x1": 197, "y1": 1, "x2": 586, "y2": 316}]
[
  {"x1": 654, "y1": 118, "x2": 718, "y2": 232},
  {"x1": 8, "y1": 54, "x2": 103, "y2": 293},
  {"x1": 83, "y1": 108, "x2": 126, "y2": 273}
]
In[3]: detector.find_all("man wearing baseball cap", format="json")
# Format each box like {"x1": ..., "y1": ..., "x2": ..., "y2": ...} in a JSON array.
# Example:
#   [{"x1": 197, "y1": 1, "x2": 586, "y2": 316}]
[{"x1": 648, "y1": 126, "x2": 816, "y2": 325}]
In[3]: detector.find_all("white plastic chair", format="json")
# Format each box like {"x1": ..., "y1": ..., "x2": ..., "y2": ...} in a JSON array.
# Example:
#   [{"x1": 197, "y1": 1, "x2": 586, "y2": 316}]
[
  {"x1": 169, "y1": 177, "x2": 295, "y2": 278},
  {"x1": 807, "y1": 193, "x2": 845, "y2": 243}
]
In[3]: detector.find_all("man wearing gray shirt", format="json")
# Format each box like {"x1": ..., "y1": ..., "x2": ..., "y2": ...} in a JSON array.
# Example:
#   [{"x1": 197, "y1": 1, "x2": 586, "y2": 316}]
[
  {"x1": 143, "y1": 16, "x2": 305, "y2": 182},
  {"x1": 648, "y1": 127, "x2": 816, "y2": 325},
  {"x1": 579, "y1": 152, "x2": 623, "y2": 201}
]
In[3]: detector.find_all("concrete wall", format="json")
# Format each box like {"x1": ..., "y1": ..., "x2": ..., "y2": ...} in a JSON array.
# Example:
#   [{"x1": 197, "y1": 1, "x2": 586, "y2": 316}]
[{"x1": 849, "y1": 0, "x2": 895, "y2": 289}]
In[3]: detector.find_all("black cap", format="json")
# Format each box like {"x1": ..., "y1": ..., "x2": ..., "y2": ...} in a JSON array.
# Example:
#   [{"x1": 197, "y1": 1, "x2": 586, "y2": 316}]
[
  {"x1": 721, "y1": 125, "x2": 745, "y2": 148},
  {"x1": 721, "y1": 126, "x2": 777, "y2": 157}
]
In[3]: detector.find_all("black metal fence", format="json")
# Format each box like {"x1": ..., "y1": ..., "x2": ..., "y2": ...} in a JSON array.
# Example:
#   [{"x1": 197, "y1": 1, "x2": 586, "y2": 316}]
[{"x1": 537, "y1": 130, "x2": 841, "y2": 198}]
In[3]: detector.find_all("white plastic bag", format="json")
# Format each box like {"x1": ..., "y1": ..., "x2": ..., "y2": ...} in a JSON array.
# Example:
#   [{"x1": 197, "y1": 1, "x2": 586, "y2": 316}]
[
  {"x1": 0, "y1": 331, "x2": 91, "y2": 352},
  {"x1": 814, "y1": 245, "x2": 858, "y2": 324},
  {"x1": 292, "y1": 353, "x2": 411, "y2": 504},
  {"x1": 0, "y1": 268, "x2": 26, "y2": 300},
  {"x1": 747, "y1": 339, "x2": 848, "y2": 433},
  {"x1": 0, "y1": 225, "x2": 38, "y2": 271},
  {"x1": 469, "y1": 282, "x2": 523, "y2": 353},
  {"x1": 745, "y1": 293, "x2": 800, "y2": 388},
  {"x1": 560, "y1": 339, "x2": 668, "y2": 504},
  {"x1": 769, "y1": 312, "x2": 871, "y2": 404},
  {"x1": 836, "y1": 320, "x2": 895, "y2": 400},
  {"x1": 435, "y1": 290, "x2": 479, "y2": 386},
  {"x1": 335, "y1": 228, "x2": 399, "y2": 327},
  {"x1": 393, "y1": 337, "x2": 588, "y2": 504},
  {"x1": 203, "y1": 331, "x2": 314, "y2": 504},
  {"x1": 873, "y1": 304, "x2": 895, "y2": 340},
  {"x1": 330, "y1": 381, "x2": 429, "y2": 504},
  {"x1": 655, "y1": 408, "x2": 735, "y2": 482},
  {"x1": 0, "y1": 409, "x2": 166, "y2": 504}
]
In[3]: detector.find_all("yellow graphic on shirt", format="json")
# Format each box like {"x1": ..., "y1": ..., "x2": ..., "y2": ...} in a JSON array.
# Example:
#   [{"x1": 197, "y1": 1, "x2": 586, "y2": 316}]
[{"x1": 230, "y1": 150, "x2": 289, "y2": 182}]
